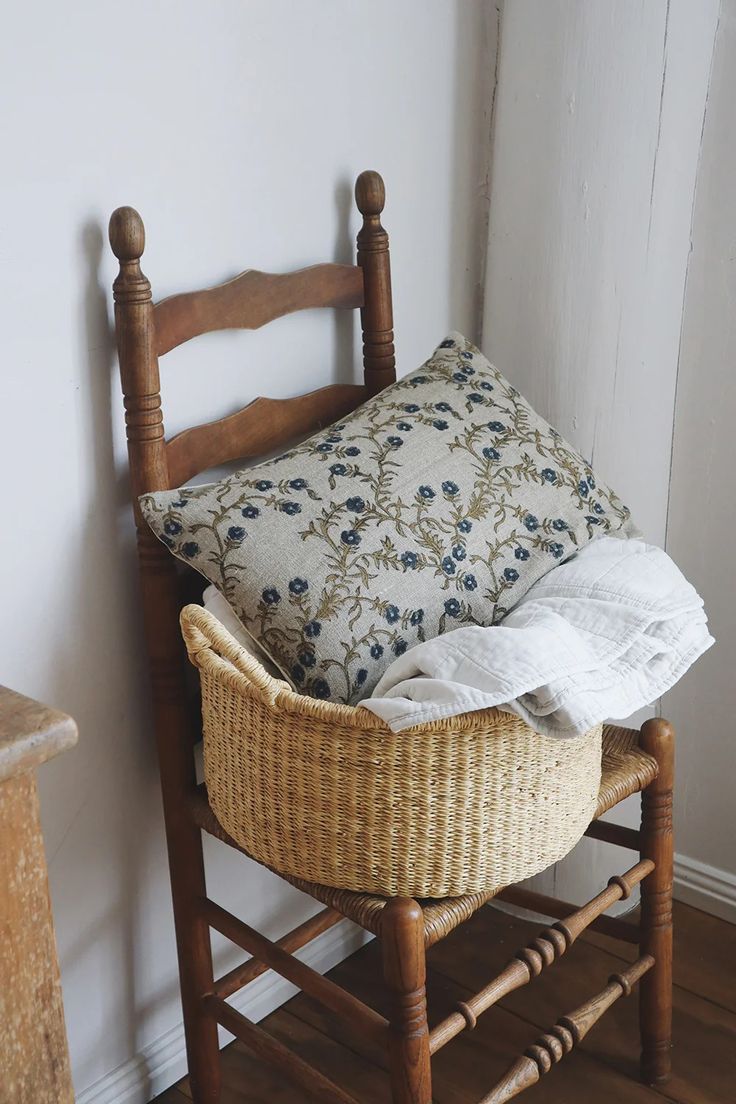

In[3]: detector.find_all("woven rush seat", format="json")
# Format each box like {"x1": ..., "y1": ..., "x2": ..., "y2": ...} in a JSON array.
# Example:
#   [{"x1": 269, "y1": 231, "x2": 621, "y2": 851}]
[{"x1": 194, "y1": 723, "x2": 658, "y2": 947}]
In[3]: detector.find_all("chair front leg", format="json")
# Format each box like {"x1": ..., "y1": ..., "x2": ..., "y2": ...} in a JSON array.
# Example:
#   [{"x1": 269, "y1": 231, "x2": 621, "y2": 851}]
[
  {"x1": 639, "y1": 717, "x2": 674, "y2": 1085},
  {"x1": 381, "y1": 898, "x2": 432, "y2": 1104}
]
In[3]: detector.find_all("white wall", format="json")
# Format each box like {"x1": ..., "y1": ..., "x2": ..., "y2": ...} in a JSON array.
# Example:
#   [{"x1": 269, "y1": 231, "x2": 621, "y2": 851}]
[
  {"x1": 482, "y1": 0, "x2": 721, "y2": 904},
  {"x1": 663, "y1": 0, "x2": 736, "y2": 921},
  {"x1": 0, "y1": 3, "x2": 494, "y2": 1100}
]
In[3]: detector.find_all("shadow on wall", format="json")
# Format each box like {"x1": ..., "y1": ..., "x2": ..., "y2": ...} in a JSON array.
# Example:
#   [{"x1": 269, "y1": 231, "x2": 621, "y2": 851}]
[
  {"x1": 332, "y1": 176, "x2": 357, "y2": 383},
  {"x1": 41, "y1": 218, "x2": 169, "y2": 1085}
]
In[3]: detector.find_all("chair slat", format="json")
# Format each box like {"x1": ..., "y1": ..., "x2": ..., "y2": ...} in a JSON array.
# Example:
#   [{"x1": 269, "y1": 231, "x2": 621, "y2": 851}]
[
  {"x1": 154, "y1": 263, "x2": 364, "y2": 356},
  {"x1": 166, "y1": 383, "x2": 367, "y2": 487}
]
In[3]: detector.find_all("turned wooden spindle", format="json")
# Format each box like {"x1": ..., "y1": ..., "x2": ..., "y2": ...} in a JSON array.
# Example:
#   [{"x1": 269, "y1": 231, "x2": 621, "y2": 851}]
[
  {"x1": 381, "y1": 898, "x2": 432, "y2": 1104},
  {"x1": 482, "y1": 956, "x2": 655, "y2": 1104},
  {"x1": 429, "y1": 859, "x2": 653, "y2": 1054},
  {"x1": 109, "y1": 208, "x2": 222, "y2": 1103},
  {"x1": 639, "y1": 717, "x2": 675, "y2": 1085},
  {"x1": 355, "y1": 169, "x2": 396, "y2": 395},
  {"x1": 0, "y1": 687, "x2": 77, "y2": 1104}
]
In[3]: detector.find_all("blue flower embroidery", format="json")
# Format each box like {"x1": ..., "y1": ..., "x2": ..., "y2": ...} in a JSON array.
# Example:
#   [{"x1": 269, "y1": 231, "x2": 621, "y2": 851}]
[
  {"x1": 453, "y1": 372, "x2": 467, "y2": 383},
  {"x1": 329, "y1": 464, "x2": 347, "y2": 476},
  {"x1": 341, "y1": 530, "x2": 361, "y2": 546},
  {"x1": 593, "y1": 501, "x2": 605, "y2": 515},
  {"x1": 549, "y1": 542, "x2": 565, "y2": 558},
  {"x1": 541, "y1": 468, "x2": 557, "y2": 483},
  {"x1": 433, "y1": 419, "x2": 449, "y2": 430},
  {"x1": 393, "y1": 639, "x2": 408, "y2": 656},
  {"x1": 514, "y1": 546, "x2": 531, "y2": 561},
  {"x1": 241, "y1": 505, "x2": 260, "y2": 519},
  {"x1": 459, "y1": 350, "x2": 473, "y2": 359},
  {"x1": 410, "y1": 375, "x2": 429, "y2": 385},
  {"x1": 468, "y1": 393, "x2": 483, "y2": 403},
  {"x1": 280, "y1": 501, "x2": 301, "y2": 515},
  {"x1": 288, "y1": 577, "x2": 309, "y2": 595},
  {"x1": 182, "y1": 542, "x2": 199, "y2": 558},
  {"x1": 385, "y1": 605, "x2": 400, "y2": 624},
  {"x1": 255, "y1": 480, "x2": 273, "y2": 491},
  {"x1": 463, "y1": 573, "x2": 477, "y2": 590},
  {"x1": 444, "y1": 598, "x2": 461, "y2": 617},
  {"x1": 578, "y1": 479, "x2": 589, "y2": 497},
  {"x1": 315, "y1": 442, "x2": 333, "y2": 453},
  {"x1": 482, "y1": 447, "x2": 500, "y2": 461},
  {"x1": 344, "y1": 446, "x2": 360, "y2": 456},
  {"x1": 172, "y1": 498, "x2": 188, "y2": 508},
  {"x1": 164, "y1": 519, "x2": 182, "y2": 536},
  {"x1": 387, "y1": 436, "x2": 403, "y2": 448},
  {"x1": 304, "y1": 620, "x2": 321, "y2": 638},
  {"x1": 262, "y1": 588, "x2": 281, "y2": 605},
  {"x1": 370, "y1": 643, "x2": 384, "y2": 659},
  {"x1": 523, "y1": 514, "x2": 539, "y2": 531},
  {"x1": 452, "y1": 544, "x2": 466, "y2": 561},
  {"x1": 300, "y1": 651, "x2": 316, "y2": 668},
  {"x1": 439, "y1": 338, "x2": 455, "y2": 348},
  {"x1": 312, "y1": 679, "x2": 331, "y2": 699},
  {"x1": 401, "y1": 551, "x2": 418, "y2": 569},
  {"x1": 346, "y1": 496, "x2": 365, "y2": 513},
  {"x1": 458, "y1": 519, "x2": 472, "y2": 533},
  {"x1": 480, "y1": 381, "x2": 494, "y2": 391},
  {"x1": 552, "y1": 518, "x2": 568, "y2": 531},
  {"x1": 435, "y1": 402, "x2": 452, "y2": 412},
  {"x1": 227, "y1": 525, "x2": 245, "y2": 542},
  {"x1": 487, "y1": 421, "x2": 505, "y2": 433},
  {"x1": 418, "y1": 485, "x2": 435, "y2": 499},
  {"x1": 289, "y1": 478, "x2": 307, "y2": 490},
  {"x1": 403, "y1": 403, "x2": 420, "y2": 413},
  {"x1": 504, "y1": 567, "x2": 519, "y2": 582},
  {"x1": 442, "y1": 480, "x2": 459, "y2": 495},
  {"x1": 356, "y1": 667, "x2": 368, "y2": 686},
  {"x1": 396, "y1": 422, "x2": 413, "y2": 432},
  {"x1": 442, "y1": 556, "x2": 456, "y2": 575},
  {"x1": 410, "y1": 609, "x2": 424, "y2": 625}
]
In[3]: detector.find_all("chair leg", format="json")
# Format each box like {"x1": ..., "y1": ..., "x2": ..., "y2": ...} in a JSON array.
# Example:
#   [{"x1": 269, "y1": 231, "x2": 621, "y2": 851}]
[
  {"x1": 381, "y1": 898, "x2": 432, "y2": 1104},
  {"x1": 639, "y1": 717, "x2": 674, "y2": 1086},
  {"x1": 167, "y1": 816, "x2": 222, "y2": 1103}
]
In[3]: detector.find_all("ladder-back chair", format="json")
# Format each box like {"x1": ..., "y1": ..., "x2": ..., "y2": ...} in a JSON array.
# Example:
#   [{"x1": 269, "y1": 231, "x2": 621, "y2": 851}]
[{"x1": 109, "y1": 170, "x2": 674, "y2": 1104}]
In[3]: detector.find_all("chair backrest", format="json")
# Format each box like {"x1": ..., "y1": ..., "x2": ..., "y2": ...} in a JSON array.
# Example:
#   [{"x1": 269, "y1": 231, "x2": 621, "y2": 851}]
[{"x1": 108, "y1": 169, "x2": 395, "y2": 504}]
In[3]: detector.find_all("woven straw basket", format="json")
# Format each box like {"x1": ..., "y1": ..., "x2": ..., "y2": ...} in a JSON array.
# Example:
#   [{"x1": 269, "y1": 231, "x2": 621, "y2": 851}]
[{"x1": 181, "y1": 605, "x2": 602, "y2": 898}]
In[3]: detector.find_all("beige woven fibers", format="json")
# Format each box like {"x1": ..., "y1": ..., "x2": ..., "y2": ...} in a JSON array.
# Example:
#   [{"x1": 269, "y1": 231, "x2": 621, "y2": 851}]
[{"x1": 181, "y1": 605, "x2": 603, "y2": 897}]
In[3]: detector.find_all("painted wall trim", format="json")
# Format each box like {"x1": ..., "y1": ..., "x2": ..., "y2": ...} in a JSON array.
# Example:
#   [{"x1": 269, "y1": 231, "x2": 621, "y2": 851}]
[
  {"x1": 674, "y1": 852, "x2": 736, "y2": 925},
  {"x1": 75, "y1": 918, "x2": 372, "y2": 1104}
]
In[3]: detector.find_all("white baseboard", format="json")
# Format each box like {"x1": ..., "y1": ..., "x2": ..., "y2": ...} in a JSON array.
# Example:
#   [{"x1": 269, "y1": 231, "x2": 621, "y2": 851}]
[
  {"x1": 75, "y1": 917, "x2": 372, "y2": 1104},
  {"x1": 674, "y1": 852, "x2": 736, "y2": 924}
]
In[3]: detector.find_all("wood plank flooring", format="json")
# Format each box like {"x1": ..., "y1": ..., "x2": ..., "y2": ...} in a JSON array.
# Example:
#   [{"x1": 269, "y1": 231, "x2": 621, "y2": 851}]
[{"x1": 155, "y1": 900, "x2": 736, "y2": 1103}]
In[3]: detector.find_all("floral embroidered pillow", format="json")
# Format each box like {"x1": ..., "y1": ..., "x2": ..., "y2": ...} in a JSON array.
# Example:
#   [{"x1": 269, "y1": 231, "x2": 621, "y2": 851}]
[{"x1": 140, "y1": 333, "x2": 634, "y2": 705}]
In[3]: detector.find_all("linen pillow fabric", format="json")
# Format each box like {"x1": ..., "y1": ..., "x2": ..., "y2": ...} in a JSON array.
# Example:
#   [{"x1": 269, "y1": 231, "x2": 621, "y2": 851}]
[{"x1": 140, "y1": 333, "x2": 634, "y2": 704}]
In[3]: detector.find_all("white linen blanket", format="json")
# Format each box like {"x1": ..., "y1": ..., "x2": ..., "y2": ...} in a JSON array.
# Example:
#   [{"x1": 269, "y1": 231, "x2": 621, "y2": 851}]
[{"x1": 362, "y1": 537, "x2": 713, "y2": 737}]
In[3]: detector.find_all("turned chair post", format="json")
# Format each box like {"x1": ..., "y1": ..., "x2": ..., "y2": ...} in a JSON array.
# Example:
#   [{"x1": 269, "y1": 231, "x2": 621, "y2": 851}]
[
  {"x1": 355, "y1": 170, "x2": 396, "y2": 395},
  {"x1": 109, "y1": 208, "x2": 221, "y2": 1103},
  {"x1": 381, "y1": 898, "x2": 432, "y2": 1104},
  {"x1": 638, "y1": 717, "x2": 674, "y2": 1085}
]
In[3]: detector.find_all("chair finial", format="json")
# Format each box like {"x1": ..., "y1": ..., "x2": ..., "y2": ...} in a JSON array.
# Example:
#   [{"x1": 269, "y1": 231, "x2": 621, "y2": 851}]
[
  {"x1": 355, "y1": 171, "x2": 385, "y2": 217},
  {"x1": 109, "y1": 206, "x2": 145, "y2": 262}
]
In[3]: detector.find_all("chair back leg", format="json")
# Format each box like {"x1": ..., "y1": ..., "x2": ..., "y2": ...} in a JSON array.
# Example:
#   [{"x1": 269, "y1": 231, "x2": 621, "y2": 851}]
[
  {"x1": 381, "y1": 898, "x2": 432, "y2": 1104},
  {"x1": 638, "y1": 718, "x2": 674, "y2": 1085}
]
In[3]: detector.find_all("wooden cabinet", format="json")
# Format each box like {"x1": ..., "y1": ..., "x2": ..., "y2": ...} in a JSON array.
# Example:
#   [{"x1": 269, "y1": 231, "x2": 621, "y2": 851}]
[{"x1": 0, "y1": 686, "x2": 77, "y2": 1104}]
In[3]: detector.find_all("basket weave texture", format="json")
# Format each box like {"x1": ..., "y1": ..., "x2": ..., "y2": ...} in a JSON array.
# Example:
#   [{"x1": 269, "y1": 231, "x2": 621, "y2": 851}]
[{"x1": 181, "y1": 605, "x2": 603, "y2": 897}]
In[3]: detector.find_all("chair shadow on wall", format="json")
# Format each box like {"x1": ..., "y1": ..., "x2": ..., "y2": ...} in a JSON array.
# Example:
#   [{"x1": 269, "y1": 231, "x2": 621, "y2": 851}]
[{"x1": 45, "y1": 219, "x2": 172, "y2": 1096}]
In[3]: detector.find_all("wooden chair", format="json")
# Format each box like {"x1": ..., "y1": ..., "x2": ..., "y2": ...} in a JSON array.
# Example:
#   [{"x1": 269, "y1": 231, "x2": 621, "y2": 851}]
[{"x1": 109, "y1": 170, "x2": 674, "y2": 1104}]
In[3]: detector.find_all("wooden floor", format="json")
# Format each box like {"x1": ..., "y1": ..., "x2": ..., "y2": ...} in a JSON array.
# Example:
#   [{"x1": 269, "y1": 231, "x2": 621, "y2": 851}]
[{"x1": 156, "y1": 899, "x2": 736, "y2": 1103}]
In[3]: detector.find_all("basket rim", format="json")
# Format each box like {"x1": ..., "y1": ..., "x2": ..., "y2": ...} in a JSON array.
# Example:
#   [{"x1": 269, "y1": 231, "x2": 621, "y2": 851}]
[{"x1": 180, "y1": 603, "x2": 601, "y2": 743}]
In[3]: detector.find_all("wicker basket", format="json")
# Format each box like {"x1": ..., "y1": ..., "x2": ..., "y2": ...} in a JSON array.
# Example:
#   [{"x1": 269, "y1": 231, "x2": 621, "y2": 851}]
[{"x1": 181, "y1": 605, "x2": 602, "y2": 898}]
